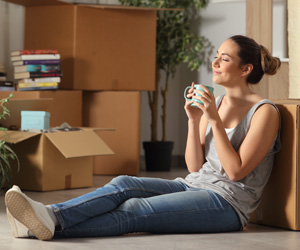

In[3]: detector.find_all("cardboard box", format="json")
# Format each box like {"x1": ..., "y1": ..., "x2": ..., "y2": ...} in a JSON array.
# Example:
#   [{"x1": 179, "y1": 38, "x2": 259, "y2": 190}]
[
  {"x1": 250, "y1": 101, "x2": 300, "y2": 230},
  {"x1": 0, "y1": 128, "x2": 114, "y2": 191},
  {"x1": 0, "y1": 90, "x2": 82, "y2": 128},
  {"x1": 4, "y1": 0, "x2": 156, "y2": 91},
  {"x1": 83, "y1": 91, "x2": 140, "y2": 176}
]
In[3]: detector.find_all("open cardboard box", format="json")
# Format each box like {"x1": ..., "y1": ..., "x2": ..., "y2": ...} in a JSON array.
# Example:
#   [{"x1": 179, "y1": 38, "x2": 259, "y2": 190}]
[
  {"x1": 3, "y1": 0, "x2": 156, "y2": 91},
  {"x1": 0, "y1": 99, "x2": 114, "y2": 191},
  {"x1": 250, "y1": 101, "x2": 300, "y2": 230}
]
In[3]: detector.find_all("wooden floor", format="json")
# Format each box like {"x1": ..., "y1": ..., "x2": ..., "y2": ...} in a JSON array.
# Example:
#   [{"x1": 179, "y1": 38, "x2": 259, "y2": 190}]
[{"x1": 1, "y1": 168, "x2": 300, "y2": 250}]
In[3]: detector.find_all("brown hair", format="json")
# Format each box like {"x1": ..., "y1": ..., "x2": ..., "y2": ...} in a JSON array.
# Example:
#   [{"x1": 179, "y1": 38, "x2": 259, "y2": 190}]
[{"x1": 229, "y1": 35, "x2": 281, "y2": 84}]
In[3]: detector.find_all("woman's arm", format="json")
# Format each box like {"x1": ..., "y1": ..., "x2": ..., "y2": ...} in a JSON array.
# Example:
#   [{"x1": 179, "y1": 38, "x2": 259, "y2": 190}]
[
  {"x1": 185, "y1": 117, "x2": 208, "y2": 173},
  {"x1": 213, "y1": 104, "x2": 279, "y2": 181},
  {"x1": 205, "y1": 103, "x2": 279, "y2": 181},
  {"x1": 193, "y1": 85, "x2": 280, "y2": 181}
]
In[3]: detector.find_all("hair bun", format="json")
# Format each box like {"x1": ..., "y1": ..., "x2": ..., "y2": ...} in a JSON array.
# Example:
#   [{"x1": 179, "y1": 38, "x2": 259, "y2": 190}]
[{"x1": 260, "y1": 45, "x2": 281, "y2": 75}]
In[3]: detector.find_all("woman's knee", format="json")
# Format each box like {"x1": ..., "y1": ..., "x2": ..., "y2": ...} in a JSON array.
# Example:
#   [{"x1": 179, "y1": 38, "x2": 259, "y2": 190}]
[
  {"x1": 110, "y1": 175, "x2": 131, "y2": 184},
  {"x1": 109, "y1": 175, "x2": 138, "y2": 190}
]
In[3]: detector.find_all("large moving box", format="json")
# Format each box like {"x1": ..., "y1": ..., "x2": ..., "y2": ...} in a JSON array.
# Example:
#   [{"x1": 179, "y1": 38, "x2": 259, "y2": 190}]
[
  {"x1": 3, "y1": 0, "x2": 156, "y2": 91},
  {"x1": 83, "y1": 91, "x2": 140, "y2": 176},
  {"x1": 0, "y1": 129, "x2": 114, "y2": 191},
  {"x1": 250, "y1": 101, "x2": 300, "y2": 230},
  {"x1": 0, "y1": 90, "x2": 82, "y2": 128}
]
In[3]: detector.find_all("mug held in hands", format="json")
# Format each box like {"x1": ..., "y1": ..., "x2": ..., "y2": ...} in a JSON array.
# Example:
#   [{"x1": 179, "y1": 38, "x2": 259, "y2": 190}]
[{"x1": 184, "y1": 84, "x2": 214, "y2": 107}]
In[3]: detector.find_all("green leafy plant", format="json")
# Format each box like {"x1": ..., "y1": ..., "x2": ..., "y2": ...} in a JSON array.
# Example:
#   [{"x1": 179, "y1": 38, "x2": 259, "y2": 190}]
[
  {"x1": 0, "y1": 93, "x2": 20, "y2": 189},
  {"x1": 120, "y1": 0, "x2": 214, "y2": 142}
]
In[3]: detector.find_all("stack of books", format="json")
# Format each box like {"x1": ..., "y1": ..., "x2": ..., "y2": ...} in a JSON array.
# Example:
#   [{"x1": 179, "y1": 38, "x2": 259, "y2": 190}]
[
  {"x1": 0, "y1": 65, "x2": 15, "y2": 91},
  {"x1": 11, "y1": 49, "x2": 62, "y2": 91}
]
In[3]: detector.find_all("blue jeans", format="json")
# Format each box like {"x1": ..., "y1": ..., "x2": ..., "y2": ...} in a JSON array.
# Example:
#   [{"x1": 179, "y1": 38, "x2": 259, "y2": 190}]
[{"x1": 51, "y1": 176, "x2": 241, "y2": 238}]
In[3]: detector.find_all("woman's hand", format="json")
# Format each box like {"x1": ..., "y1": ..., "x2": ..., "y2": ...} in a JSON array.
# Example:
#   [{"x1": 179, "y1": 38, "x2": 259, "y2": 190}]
[
  {"x1": 184, "y1": 82, "x2": 203, "y2": 122},
  {"x1": 191, "y1": 84, "x2": 218, "y2": 123}
]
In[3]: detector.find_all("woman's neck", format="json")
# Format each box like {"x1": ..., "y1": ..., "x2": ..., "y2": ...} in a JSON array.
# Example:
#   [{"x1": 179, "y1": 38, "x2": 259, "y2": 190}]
[{"x1": 223, "y1": 84, "x2": 258, "y2": 106}]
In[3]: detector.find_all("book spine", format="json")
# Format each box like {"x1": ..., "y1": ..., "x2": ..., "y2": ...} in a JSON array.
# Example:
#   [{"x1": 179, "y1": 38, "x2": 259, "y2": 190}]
[
  {"x1": 18, "y1": 86, "x2": 59, "y2": 91},
  {"x1": 19, "y1": 82, "x2": 58, "y2": 88},
  {"x1": 14, "y1": 65, "x2": 42, "y2": 73},
  {"x1": 30, "y1": 72, "x2": 62, "y2": 78},
  {"x1": 14, "y1": 72, "x2": 63, "y2": 80},
  {"x1": 11, "y1": 49, "x2": 58, "y2": 56},
  {"x1": 13, "y1": 60, "x2": 61, "y2": 66},
  {"x1": 0, "y1": 81, "x2": 14, "y2": 87},
  {"x1": 41, "y1": 64, "x2": 61, "y2": 72},
  {"x1": 0, "y1": 86, "x2": 15, "y2": 91},
  {"x1": 14, "y1": 64, "x2": 61, "y2": 73},
  {"x1": 11, "y1": 54, "x2": 60, "y2": 61},
  {"x1": 19, "y1": 77, "x2": 61, "y2": 83}
]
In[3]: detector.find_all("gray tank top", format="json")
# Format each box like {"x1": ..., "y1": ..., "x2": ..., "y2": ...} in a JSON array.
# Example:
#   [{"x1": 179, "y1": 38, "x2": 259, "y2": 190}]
[{"x1": 177, "y1": 95, "x2": 281, "y2": 228}]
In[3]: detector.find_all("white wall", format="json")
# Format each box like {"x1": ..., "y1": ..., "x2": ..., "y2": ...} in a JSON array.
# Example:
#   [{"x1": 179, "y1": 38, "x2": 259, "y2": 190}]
[
  {"x1": 273, "y1": 0, "x2": 288, "y2": 59},
  {"x1": 0, "y1": 1, "x2": 24, "y2": 79},
  {"x1": 198, "y1": 0, "x2": 246, "y2": 98}
]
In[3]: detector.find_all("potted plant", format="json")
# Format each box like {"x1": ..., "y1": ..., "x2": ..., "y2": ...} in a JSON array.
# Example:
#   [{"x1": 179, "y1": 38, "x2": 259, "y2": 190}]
[
  {"x1": 120, "y1": 0, "x2": 213, "y2": 171},
  {"x1": 0, "y1": 93, "x2": 20, "y2": 189}
]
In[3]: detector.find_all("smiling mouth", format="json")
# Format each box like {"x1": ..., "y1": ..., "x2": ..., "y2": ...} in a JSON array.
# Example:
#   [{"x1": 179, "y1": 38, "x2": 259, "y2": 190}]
[{"x1": 213, "y1": 71, "x2": 221, "y2": 74}]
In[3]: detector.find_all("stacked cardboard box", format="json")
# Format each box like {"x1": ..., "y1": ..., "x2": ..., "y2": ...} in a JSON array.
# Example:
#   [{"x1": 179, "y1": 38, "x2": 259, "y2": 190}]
[
  {"x1": 250, "y1": 101, "x2": 300, "y2": 230},
  {"x1": 3, "y1": 0, "x2": 157, "y2": 178},
  {"x1": 0, "y1": 90, "x2": 82, "y2": 128},
  {"x1": 4, "y1": 0, "x2": 156, "y2": 91},
  {"x1": 83, "y1": 91, "x2": 140, "y2": 176}
]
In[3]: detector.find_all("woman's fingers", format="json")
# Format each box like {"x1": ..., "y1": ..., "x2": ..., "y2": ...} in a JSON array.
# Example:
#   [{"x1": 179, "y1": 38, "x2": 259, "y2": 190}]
[
  {"x1": 186, "y1": 83, "x2": 214, "y2": 110},
  {"x1": 199, "y1": 84, "x2": 209, "y2": 92},
  {"x1": 193, "y1": 91, "x2": 211, "y2": 104},
  {"x1": 186, "y1": 92, "x2": 195, "y2": 99}
]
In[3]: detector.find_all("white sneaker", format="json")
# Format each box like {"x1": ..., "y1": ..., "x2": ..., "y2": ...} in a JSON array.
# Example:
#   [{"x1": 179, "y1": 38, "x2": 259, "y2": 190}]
[
  {"x1": 6, "y1": 208, "x2": 31, "y2": 238},
  {"x1": 5, "y1": 186, "x2": 54, "y2": 241}
]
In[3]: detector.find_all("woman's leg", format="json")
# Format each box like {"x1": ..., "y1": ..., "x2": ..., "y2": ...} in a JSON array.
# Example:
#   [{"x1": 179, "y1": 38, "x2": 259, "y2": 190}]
[
  {"x1": 54, "y1": 189, "x2": 241, "y2": 238},
  {"x1": 52, "y1": 176, "x2": 188, "y2": 230}
]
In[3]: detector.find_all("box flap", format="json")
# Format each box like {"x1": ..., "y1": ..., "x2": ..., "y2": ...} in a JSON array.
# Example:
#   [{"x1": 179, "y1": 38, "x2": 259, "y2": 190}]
[
  {"x1": 1, "y1": 0, "x2": 69, "y2": 7},
  {"x1": 3, "y1": 98, "x2": 52, "y2": 129},
  {"x1": 45, "y1": 130, "x2": 114, "y2": 158},
  {"x1": 81, "y1": 127, "x2": 115, "y2": 132},
  {"x1": 0, "y1": 130, "x2": 40, "y2": 144}
]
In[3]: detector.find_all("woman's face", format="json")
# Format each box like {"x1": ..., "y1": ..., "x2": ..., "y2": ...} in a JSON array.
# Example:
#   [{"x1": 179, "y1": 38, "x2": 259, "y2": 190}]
[{"x1": 212, "y1": 39, "x2": 245, "y2": 86}]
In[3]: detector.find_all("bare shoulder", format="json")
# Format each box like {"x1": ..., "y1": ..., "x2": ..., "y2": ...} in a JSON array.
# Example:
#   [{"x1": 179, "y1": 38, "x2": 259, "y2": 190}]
[
  {"x1": 256, "y1": 102, "x2": 279, "y2": 116},
  {"x1": 251, "y1": 102, "x2": 280, "y2": 129},
  {"x1": 250, "y1": 94, "x2": 278, "y2": 118}
]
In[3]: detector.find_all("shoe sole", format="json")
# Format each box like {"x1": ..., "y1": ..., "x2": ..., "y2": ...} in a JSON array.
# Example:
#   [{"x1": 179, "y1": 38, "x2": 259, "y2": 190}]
[
  {"x1": 5, "y1": 191, "x2": 53, "y2": 241},
  {"x1": 6, "y1": 208, "x2": 29, "y2": 238}
]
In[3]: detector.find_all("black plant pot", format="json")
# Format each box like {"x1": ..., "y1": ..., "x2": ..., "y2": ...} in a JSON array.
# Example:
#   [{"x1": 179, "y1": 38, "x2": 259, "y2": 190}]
[{"x1": 143, "y1": 141, "x2": 174, "y2": 171}]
